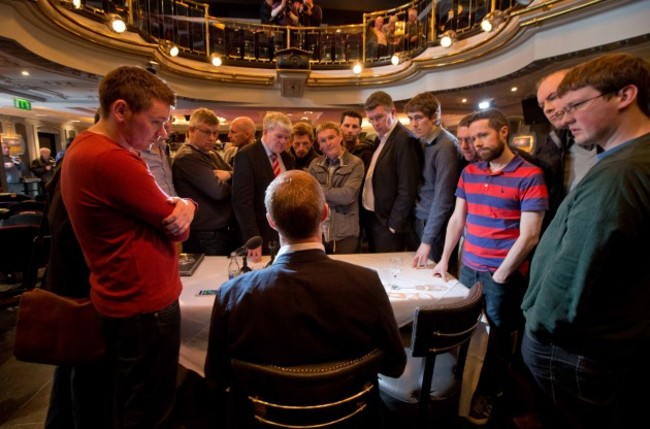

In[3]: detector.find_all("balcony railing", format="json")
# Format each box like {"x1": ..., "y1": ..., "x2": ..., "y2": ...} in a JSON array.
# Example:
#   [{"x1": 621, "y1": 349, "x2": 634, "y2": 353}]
[{"x1": 62, "y1": 0, "x2": 529, "y2": 70}]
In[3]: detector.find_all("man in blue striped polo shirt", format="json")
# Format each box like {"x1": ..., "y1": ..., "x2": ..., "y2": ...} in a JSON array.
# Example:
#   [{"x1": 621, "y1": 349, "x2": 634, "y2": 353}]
[{"x1": 432, "y1": 108, "x2": 548, "y2": 425}]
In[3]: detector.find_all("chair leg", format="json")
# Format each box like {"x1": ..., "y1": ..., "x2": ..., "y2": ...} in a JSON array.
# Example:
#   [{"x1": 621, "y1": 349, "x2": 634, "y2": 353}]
[{"x1": 417, "y1": 355, "x2": 436, "y2": 427}]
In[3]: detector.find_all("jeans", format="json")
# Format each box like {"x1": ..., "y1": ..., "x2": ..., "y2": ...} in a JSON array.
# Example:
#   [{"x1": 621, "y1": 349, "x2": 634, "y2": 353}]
[
  {"x1": 460, "y1": 265, "x2": 526, "y2": 396},
  {"x1": 100, "y1": 300, "x2": 181, "y2": 429},
  {"x1": 521, "y1": 332, "x2": 648, "y2": 429}
]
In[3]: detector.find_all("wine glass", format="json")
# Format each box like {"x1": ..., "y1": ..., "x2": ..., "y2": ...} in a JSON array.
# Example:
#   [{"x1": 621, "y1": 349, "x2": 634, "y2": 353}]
[{"x1": 388, "y1": 256, "x2": 402, "y2": 290}]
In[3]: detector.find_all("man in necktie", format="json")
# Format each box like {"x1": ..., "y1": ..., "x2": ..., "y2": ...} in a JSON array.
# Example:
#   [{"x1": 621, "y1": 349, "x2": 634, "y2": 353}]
[{"x1": 232, "y1": 112, "x2": 295, "y2": 262}]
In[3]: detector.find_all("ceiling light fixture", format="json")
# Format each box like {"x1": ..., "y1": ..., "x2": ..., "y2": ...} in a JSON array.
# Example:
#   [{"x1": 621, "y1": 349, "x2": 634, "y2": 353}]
[
  {"x1": 440, "y1": 30, "x2": 457, "y2": 48},
  {"x1": 481, "y1": 10, "x2": 507, "y2": 33},
  {"x1": 72, "y1": 0, "x2": 82, "y2": 9},
  {"x1": 21, "y1": 70, "x2": 30, "y2": 76},
  {"x1": 390, "y1": 54, "x2": 400, "y2": 66},
  {"x1": 478, "y1": 99, "x2": 492, "y2": 110},
  {"x1": 352, "y1": 63, "x2": 362, "y2": 75},
  {"x1": 106, "y1": 13, "x2": 127, "y2": 33}
]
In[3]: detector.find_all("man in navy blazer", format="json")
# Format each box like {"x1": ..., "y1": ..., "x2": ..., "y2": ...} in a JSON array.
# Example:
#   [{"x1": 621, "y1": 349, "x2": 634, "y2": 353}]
[
  {"x1": 205, "y1": 170, "x2": 406, "y2": 407},
  {"x1": 362, "y1": 91, "x2": 423, "y2": 252},
  {"x1": 232, "y1": 112, "x2": 295, "y2": 261}
]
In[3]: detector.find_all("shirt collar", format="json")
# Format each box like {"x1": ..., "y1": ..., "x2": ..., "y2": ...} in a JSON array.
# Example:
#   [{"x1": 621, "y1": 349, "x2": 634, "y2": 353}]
[{"x1": 275, "y1": 242, "x2": 325, "y2": 261}]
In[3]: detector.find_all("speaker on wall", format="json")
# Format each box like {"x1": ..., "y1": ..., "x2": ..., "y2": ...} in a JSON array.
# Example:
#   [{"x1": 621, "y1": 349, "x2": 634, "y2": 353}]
[
  {"x1": 521, "y1": 96, "x2": 549, "y2": 125},
  {"x1": 275, "y1": 48, "x2": 311, "y2": 70}
]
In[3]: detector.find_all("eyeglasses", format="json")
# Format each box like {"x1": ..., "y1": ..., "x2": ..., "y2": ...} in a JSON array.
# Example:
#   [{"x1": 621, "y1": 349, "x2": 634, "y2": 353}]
[
  {"x1": 194, "y1": 127, "x2": 219, "y2": 137},
  {"x1": 555, "y1": 93, "x2": 609, "y2": 119}
]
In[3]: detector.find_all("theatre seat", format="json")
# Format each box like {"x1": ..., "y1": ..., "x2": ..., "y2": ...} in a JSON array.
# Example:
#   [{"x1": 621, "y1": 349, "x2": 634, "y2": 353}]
[
  {"x1": 379, "y1": 282, "x2": 484, "y2": 427},
  {"x1": 230, "y1": 349, "x2": 383, "y2": 428}
]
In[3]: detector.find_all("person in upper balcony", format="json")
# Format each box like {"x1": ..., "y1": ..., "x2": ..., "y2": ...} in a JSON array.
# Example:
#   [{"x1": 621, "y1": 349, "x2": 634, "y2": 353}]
[
  {"x1": 382, "y1": 15, "x2": 402, "y2": 55},
  {"x1": 260, "y1": 0, "x2": 288, "y2": 25},
  {"x1": 30, "y1": 147, "x2": 56, "y2": 186},
  {"x1": 298, "y1": 0, "x2": 322, "y2": 26},
  {"x1": 404, "y1": 7, "x2": 423, "y2": 50},
  {"x1": 366, "y1": 16, "x2": 388, "y2": 60}
]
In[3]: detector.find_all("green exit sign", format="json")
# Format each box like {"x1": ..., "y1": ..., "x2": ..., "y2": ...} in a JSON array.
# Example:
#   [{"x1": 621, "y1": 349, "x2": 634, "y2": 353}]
[{"x1": 13, "y1": 98, "x2": 32, "y2": 110}]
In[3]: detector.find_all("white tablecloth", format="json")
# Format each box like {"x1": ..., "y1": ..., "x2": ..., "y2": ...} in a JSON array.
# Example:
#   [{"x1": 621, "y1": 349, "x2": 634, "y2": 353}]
[
  {"x1": 181, "y1": 252, "x2": 462, "y2": 374},
  {"x1": 178, "y1": 251, "x2": 487, "y2": 415}
]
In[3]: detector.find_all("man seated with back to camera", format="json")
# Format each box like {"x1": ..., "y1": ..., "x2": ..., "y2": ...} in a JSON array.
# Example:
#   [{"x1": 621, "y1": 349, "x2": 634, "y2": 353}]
[{"x1": 205, "y1": 170, "x2": 406, "y2": 427}]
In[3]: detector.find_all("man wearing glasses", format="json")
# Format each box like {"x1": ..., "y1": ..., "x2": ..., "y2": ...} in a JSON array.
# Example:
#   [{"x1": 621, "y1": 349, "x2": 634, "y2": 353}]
[
  {"x1": 173, "y1": 107, "x2": 237, "y2": 255},
  {"x1": 522, "y1": 53, "x2": 650, "y2": 429},
  {"x1": 533, "y1": 69, "x2": 598, "y2": 229}
]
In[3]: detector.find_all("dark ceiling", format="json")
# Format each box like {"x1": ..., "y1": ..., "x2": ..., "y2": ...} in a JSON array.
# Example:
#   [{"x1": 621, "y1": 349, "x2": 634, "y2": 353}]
[{"x1": 207, "y1": 1, "x2": 406, "y2": 25}]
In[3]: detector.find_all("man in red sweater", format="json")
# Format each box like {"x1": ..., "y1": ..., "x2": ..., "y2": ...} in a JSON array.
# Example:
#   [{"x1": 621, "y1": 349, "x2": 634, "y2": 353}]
[{"x1": 61, "y1": 66, "x2": 196, "y2": 428}]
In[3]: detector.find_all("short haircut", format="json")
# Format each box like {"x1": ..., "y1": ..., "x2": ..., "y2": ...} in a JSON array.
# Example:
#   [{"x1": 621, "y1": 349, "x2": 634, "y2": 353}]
[
  {"x1": 231, "y1": 116, "x2": 256, "y2": 134},
  {"x1": 264, "y1": 170, "x2": 325, "y2": 241},
  {"x1": 263, "y1": 111, "x2": 292, "y2": 133},
  {"x1": 340, "y1": 110, "x2": 362, "y2": 125},
  {"x1": 98, "y1": 66, "x2": 175, "y2": 119},
  {"x1": 404, "y1": 92, "x2": 442, "y2": 124},
  {"x1": 468, "y1": 108, "x2": 509, "y2": 137},
  {"x1": 557, "y1": 53, "x2": 650, "y2": 117},
  {"x1": 364, "y1": 91, "x2": 394, "y2": 112},
  {"x1": 291, "y1": 122, "x2": 314, "y2": 141},
  {"x1": 315, "y1": 121, "x2": 341, "y2": 137},
  {"x1": 189, "y1": 108, "x2": 219, "y2": 127},
  {"x1": 458, "y1": 113, "x2": 474, "y2": 129}
]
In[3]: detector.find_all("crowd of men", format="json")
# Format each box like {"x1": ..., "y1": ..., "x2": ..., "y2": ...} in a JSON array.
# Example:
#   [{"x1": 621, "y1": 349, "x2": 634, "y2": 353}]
[{"x1": 40, "y1": 51, "x2": 649, "y2": 429}]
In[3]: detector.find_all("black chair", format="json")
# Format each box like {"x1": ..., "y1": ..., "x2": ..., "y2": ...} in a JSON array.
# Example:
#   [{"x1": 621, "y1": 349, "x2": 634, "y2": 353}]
[
  {"x1": 231, "y1": 349, "x2": 384, "y2": 428},
  {"x1": 0, "y1": 224, "x2": 42, "y2": 300},
  {"x1": 379, "y1": 282, "x2": 484, "y2": 427}
]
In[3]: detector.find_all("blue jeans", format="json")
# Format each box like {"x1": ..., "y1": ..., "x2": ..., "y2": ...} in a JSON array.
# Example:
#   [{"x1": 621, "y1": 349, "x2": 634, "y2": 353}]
[
  {"x1": 521, "y1": 332, "x2": 648, "y2": 429},
  {"x1": 100, "y1": 300, "x2": 181, "y2": 429},
  {"x1": 460, "y1": 265, "x2": 526, "y2": 396}
]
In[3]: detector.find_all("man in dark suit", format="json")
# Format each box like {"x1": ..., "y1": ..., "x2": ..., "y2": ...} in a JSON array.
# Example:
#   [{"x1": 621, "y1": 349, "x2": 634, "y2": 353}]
[
  {"x1": 361, "y1": 91, "x2": 423, "y2": 252},
  {"x1": 205, "y1": 170, "x2": 406, "y2": 421},
  {"x1": 232, "y1": 112, "x2": 294, "y2": 261}
]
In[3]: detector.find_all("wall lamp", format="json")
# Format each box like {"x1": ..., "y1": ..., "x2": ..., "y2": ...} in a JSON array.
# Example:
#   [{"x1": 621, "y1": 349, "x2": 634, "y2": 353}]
[
  {"x1": 481, "y1": 10, "x2": 507, "y2": 33},
  {"x1": 440, "y1": 30, "x2": 457, "y2": 48},
  {"x1": 209, "y1": 53, "x2": 222, "y2": 67},
  {"x1": 106, "y1": 13, "x2": 127, "y2": 34},
  {"x1": 161, "y1": 41, "x2": 179, "y2": 57}
]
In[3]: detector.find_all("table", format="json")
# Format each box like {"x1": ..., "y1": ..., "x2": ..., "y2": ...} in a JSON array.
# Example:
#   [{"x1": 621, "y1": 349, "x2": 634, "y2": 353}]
[
  {"x1": 178, "y1": 252, "x2": 487, "y2": 416},
  {"x1": 179, "y1": 251, "x2": 483, "y2": 372}
]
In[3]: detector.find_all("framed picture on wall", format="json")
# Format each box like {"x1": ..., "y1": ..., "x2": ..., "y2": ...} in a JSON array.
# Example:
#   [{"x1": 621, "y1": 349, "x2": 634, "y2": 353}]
[
  {"x1": 1, "y1": 135, "x2": 25, "y2": 156},
  {"x1": 512, "y1": 134, "x2": 535, "y2": 153}
]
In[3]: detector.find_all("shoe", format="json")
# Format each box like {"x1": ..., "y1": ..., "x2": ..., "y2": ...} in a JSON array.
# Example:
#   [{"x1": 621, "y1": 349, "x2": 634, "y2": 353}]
[{"x1": 466, "y1": 394, "x2": 494, "y2": 426}]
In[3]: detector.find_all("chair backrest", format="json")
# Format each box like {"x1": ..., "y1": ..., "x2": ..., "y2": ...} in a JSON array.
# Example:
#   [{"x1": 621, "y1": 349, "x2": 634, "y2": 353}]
[
  {"x1": 410, "y1": 281, "x2": 484, "y2": 419},
  {"x1": 0, "y1": 225, "x2": 41, "y2": 278},
  {"x1": 231, "y1": 349, "x2": 383, "y2": 428}
]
